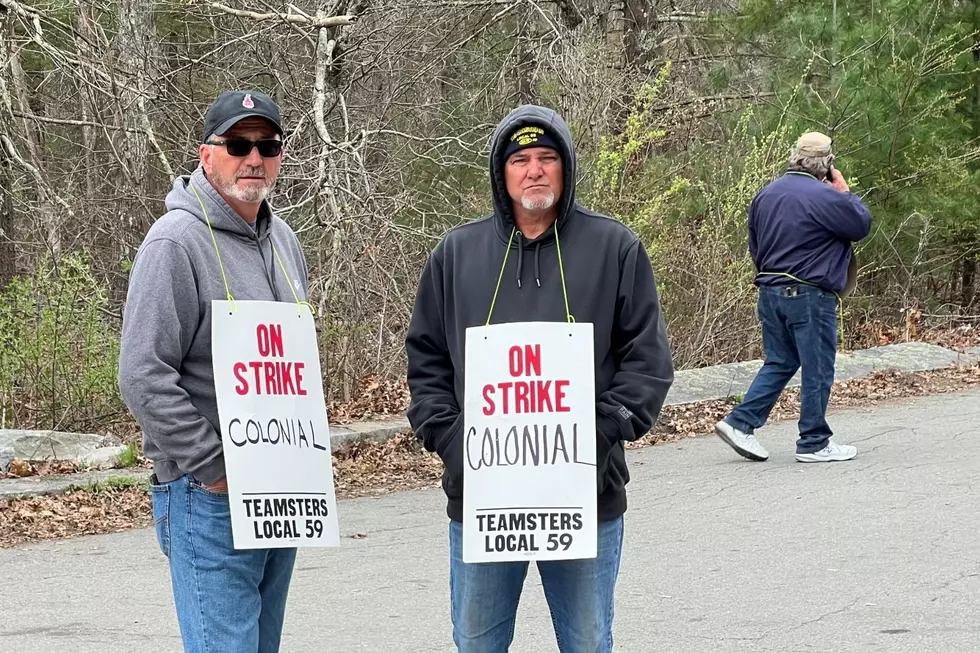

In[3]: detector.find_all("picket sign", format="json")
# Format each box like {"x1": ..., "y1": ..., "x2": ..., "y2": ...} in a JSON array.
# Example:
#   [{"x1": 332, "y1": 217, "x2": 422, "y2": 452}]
[
  {"x1": 211, "y1": 300, "x2": 341, "y2": 550},
  {"x1": 462, "y1": 321, "x2": 597, "y2": 563}
]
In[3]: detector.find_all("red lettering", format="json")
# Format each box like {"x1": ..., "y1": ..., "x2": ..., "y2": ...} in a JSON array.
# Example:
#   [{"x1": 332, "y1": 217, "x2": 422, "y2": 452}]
[
  {"x1": 264, "y1": 362, "x2": 278, "y2": 395},
  {"x1": 499, "y1": 381, "x2": 512, "y2": 414},
  {"x1": 295, "y1": 362, "x2": 307, "y2": 396},
  {"x1": 234, "y1": 362, "x2": 249, "y2": 395},
  {"x1": 249, "y1": 361, "x2": 264, "y2": 395},
  {"x1": 269, "y1": 324, "x2": 284, "y2": 357},
  {"x1": 256, "y1": 324, "x2": 271, "y2": 356},
  {"x1": 482, "y1": 384, "x2": 496, "y2": 416},
  {"x1": 507, "y1": 344, "x2": 542, "y2": 377},
  {"x1": 508, "y1": 346, "x2": 522, "y2": 377},
  {"x1": 535, "y1": 380, "x2": 553, "y2": 412},
  {"x1": 280, "y1": 362, "x2": 296, "y2": 394},
  {"x1": 524, "y1": 345, "x2": 541, "y2": 376},
  {"x1": 239, "y1": 360, "x2": 310, "y2": 396},
  {"x1": 555, "y1": 380, "x2": 570, "y2": 412},
  {"x1": 514, "y1": 382, "x2": 530, "y2": 413}
]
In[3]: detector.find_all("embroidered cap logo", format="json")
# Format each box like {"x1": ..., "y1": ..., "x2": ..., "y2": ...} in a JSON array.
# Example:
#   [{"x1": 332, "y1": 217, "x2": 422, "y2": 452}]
[{"x1": 242, "y1": 94, "x2": 255, "y2": 109}]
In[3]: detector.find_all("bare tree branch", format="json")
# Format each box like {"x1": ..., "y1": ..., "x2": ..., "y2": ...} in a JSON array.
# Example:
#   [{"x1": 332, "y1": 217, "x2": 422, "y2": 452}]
[{"x1": 208, "y1": 2, "x2": 357, "y2": 28}]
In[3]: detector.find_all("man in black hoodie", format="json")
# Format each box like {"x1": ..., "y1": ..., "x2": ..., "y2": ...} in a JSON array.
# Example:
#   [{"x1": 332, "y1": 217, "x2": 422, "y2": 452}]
[{"x1": 405, "y1": 105, "x2": 674, "y2": 651}]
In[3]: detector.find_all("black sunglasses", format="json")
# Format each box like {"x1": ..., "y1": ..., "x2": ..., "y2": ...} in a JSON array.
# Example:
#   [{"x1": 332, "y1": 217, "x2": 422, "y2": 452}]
[{"x1": 208, "y1": 138, "x2": 283, "y2": 158}]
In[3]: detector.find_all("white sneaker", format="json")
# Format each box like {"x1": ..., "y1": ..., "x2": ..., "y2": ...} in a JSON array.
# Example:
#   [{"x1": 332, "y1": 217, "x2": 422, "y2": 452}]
[
  {"x1": 796, "y1": 441, "x2": 857, "y2": 463},
  {"x1": 714, "y1": 420, "x2": 769, "y2": 461}
]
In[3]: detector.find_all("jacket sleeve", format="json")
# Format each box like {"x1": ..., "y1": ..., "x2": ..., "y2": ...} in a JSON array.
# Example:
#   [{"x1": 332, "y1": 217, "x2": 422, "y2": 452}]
[
  {"x1": 117, "y1": 238, "x2": 225, "y2": 485},
  {"x1": 596, "y1": 239, "x2": 675, "y2": 443},
  {"x1": 747, "y1": 194, "x2": 760, "y2": 265},
  {"x1": 813, "y1": 191, "x2": 873, "y2": 242},
  {"x1": 405, "y1": 244, "x2": 463, "y2": 461}
]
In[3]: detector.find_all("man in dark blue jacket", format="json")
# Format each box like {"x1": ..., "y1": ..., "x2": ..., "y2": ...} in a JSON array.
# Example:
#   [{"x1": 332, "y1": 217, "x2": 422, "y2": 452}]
[
  {"x1": 405, "y1": 105, "x2": 674, "y2": 652},
  {"x1": 715, "y1": 132, "x2": 872, "y2": 463}
]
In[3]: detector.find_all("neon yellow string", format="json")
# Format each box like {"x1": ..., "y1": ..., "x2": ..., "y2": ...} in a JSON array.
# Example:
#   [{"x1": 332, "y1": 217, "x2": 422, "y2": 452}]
[
  {"x1": 486, "y1": 222, "x2": 574, "y2": 326},
  {"x1": 756, "y1": 272, "x2": 845, "y2": 347},
  {"x1": 554, "y1": 221, "x2": 574, "y2": 324},
  {"x1": 189, "y1": 183, "x2": 236, "y2": 312},
  {"x1": 485, "y1": 227, "x2": 516, "y2": 326},
  {"x1": 272, "y1": 244, "x2": 316, "y2": 317}
]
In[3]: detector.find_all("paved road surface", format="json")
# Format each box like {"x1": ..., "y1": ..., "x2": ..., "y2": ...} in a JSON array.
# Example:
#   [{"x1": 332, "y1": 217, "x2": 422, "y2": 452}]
[{"x1": 2, "y1": 391, "x2": 979, "y2": 652}]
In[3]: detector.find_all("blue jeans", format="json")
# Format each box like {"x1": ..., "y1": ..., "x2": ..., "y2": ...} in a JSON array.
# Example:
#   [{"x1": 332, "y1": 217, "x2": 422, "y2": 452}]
[
  {"x1": 150, "y1": 474, "x2": 297, "y2": 653},
  {"x1": 448, "y1": 516, "x2": 624, "y2": 653},
  {"x1": 725, "y1": 284, "x2": 839, "y2": 454}
]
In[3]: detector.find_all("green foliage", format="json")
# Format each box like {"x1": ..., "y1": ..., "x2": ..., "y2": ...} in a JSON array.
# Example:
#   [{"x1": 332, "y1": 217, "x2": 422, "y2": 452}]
[
  {"x1": 734, "y1": 0, "x2": 980, "y2": 241},
  {"x1": 0, "y1": 253, "x2": 123, "y2": 431},
  {"x1": 118, "y1": 442, "x2": 139, "y2": 468},
  {"x1": 590, "y1": 64, "x2": 691, "y2": 248}
]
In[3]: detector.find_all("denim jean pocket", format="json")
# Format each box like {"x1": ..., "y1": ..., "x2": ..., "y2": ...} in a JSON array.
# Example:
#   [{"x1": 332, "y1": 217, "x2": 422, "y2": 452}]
[
  {"x1": 149, "y1": 483, "x2": 171, "y2": 557},
  {"x1": 188, "y1": 478, "x2": 230, "y2": 500}
]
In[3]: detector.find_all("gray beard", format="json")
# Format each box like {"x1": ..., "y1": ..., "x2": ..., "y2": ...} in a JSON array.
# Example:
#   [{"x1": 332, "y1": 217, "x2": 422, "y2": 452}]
[
  {"x1": 521, "y1": 191, "x2": 555, "y2": 211},
  {"x1": 211, "y1": 167, "x2": 273, "y2": 204}
]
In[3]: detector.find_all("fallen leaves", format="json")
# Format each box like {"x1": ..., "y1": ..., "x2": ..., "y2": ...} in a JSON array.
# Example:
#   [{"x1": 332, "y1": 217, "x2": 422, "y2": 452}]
[
  {"x1": 2, "y1": 364, "x2": 980, "y2": 548},
  {"x1": 2, "y1": 458, "x2": 83, "y2": 479},
  {"x1": 328, "y1": 374, "x2": 411, "y2": 425},
  {"x1": 0, "y1": 485, "x2": 151, "y2": 548},
  {"x1": 7, "y1": 459, "x2": 33, "y2": 478},
  {"x1": 332, "y1": 431, "x2": 442, "y2": 498}
]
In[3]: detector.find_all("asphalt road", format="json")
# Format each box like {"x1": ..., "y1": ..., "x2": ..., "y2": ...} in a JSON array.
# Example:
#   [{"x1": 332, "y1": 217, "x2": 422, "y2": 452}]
[{"x1": 2, "y1": 390, "x2": 978, "y2": 652}]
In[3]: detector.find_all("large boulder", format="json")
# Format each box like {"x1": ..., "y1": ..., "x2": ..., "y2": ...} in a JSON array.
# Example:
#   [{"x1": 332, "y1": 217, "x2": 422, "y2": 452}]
[{"x1": 0, "y1": 430, "x2": 126, "y2": 471}]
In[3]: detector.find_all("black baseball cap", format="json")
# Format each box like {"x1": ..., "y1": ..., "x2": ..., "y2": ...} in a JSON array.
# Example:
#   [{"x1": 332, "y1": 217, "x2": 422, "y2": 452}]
[{"x1": 202, "y1": 90, "x2": 283, "y2": 142}]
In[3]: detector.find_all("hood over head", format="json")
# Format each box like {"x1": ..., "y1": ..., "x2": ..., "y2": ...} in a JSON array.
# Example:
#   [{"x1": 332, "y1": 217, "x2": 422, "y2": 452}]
[{"x1": 489, "y1": 105, "x2": 577, "y2": 244}]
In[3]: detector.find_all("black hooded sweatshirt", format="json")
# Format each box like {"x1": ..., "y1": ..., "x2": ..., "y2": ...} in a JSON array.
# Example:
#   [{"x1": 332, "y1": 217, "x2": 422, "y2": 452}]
[{"x1": 405, "y1": 105, "x2": 674, "y2": 523}]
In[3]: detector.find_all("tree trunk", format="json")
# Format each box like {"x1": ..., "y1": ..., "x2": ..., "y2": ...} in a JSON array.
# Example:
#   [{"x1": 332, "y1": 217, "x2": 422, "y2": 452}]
[
  {"x1": 963, "y1": 256, "x2": 976, "y2": 309},
  {"x1": 623, "y1": 0, "x2": 655, "y2": 73},
  {"x1": 515, "y1": 12, "x2": 537, "y2": 104},
  {"x1": 0, "y1": 14, "x2": 15, "y2": 284},
  {"x1": 8, "y1": 42, "x2": 61, "y2": 259}
]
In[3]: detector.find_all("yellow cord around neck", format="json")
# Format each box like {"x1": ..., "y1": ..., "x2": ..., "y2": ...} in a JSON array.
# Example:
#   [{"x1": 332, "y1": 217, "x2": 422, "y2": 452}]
[
  {"x1": 190, "y1": 182, "x2": 314, "y2": 316},
  {"x1": 485, "y1": 222, "x2": 573, "y2": 326}
]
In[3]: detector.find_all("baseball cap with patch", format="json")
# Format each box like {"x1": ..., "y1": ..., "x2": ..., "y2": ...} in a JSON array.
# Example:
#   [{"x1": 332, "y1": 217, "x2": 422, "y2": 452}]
[
  {"x1": 796, "y1": 131, "x2": 833, "y2": 157},
  {"x1": 503, "y1": 124, "x2": 561, "y2": 160},
  {"x1": 202, "y1": 90, "x2": 283, "y2": 143}
]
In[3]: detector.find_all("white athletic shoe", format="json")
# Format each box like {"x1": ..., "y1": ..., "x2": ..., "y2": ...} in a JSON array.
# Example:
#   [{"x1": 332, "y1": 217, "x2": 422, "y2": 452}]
[
  {"x1": 714, "y1": 420, "x2": 770, "y2": 461},
  {"x1": 795, "y1": 441, "x2": 857, "y2": 463}
]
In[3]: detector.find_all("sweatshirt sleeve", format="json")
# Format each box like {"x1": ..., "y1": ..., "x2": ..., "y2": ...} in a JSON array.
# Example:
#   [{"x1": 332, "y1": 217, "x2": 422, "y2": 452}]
[
  {"x1": 596, "y1": 239, "x2": 675, "y2": 443},
  {"x1": 812, "y1": 191, "x2": 872, "y2": 242},
  {"x1": 405, "y1": 244, "x2": 463, "y2": 460},
  {"x1": 117, "y1": 238, "x2": 225, "y2": 485}
]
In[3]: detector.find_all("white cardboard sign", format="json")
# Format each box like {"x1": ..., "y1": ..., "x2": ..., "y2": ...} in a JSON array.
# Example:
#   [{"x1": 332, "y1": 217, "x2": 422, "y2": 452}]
[
  {"x1": 462, "y1": 321, "x2": 597, "y2": 563},
  {"x1": 211, "y1": 300, "x2": 340, "y2": 550}
]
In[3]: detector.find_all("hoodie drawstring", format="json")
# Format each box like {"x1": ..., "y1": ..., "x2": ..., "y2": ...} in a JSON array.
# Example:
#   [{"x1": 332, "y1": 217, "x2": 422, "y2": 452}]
[
  {"x1": 513, "y1": 233, "x2": 546, "y2": 289},
  {"x1": 534, "y1": 243, "x2": 541, "y2": 288},
  {"x1": 190, "y1": 182, "x2": 314, "y2": 317},
  {"x1": 515, "y1": 232, "x2": 524, "y2": 289},
  {"x1": 485, "y1": 223, "x2": 573, "y2": 327}
]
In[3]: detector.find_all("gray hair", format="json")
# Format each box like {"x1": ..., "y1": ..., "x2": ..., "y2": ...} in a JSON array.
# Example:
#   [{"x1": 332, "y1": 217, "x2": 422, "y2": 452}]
[{"x1": 788, "y1": 148, "x2": 833, "y2": 179}]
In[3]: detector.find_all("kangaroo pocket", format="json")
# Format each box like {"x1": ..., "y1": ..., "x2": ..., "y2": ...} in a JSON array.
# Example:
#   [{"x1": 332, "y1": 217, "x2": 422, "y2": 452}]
[{"x1": 596, "y1": 434, "x2": 629, "y2": 496}]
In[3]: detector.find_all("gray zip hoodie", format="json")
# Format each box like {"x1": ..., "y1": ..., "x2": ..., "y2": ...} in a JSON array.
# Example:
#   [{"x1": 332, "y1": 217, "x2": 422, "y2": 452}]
[{"x1": 118, "y1": 167, "x2": 309, "y2": 486}]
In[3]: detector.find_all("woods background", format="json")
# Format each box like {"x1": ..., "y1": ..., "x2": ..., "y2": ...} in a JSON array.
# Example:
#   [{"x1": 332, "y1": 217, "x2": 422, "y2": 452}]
[{"x1": 0, "y1": 0, "x2": 978, "y2": 435}]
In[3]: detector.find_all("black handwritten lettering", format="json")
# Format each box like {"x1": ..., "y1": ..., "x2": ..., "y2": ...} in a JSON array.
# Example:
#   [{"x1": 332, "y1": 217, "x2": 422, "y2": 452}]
[
  {"x1": 227, "y1": 418, "x2": 326, "y2": 450},
  {"x1": 465, "y1": 423, "x2": 588, "y2": 470}
]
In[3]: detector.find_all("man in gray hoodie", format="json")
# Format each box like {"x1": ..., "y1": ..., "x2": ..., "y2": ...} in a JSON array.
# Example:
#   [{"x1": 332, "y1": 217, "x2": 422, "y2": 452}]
[{"x1": 118, "y1": 90, "x2": 309, "y2": 653}]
